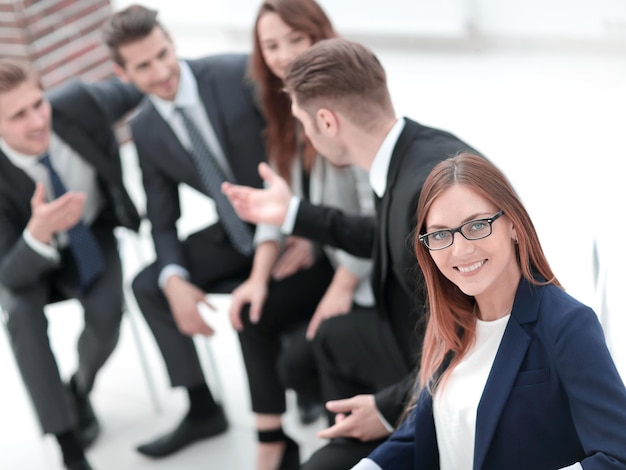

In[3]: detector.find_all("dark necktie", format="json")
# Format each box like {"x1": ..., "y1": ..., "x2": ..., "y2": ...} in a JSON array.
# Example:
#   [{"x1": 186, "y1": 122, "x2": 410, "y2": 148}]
[
  {"x1": 39, "y1": 154, "x2": 105, "y2": 290},
  {"x1": 176, "y1": 106, "x2": 253, "y2": 255}
]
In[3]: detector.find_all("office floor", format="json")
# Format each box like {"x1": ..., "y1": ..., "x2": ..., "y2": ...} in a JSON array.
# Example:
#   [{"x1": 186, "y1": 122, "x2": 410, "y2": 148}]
[{"x1": 1, "y1": 35, "x2": 625, "y2": 470}]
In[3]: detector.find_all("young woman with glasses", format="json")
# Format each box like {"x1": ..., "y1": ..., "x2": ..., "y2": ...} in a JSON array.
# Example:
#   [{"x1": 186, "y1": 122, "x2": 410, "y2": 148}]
[{"x1": 353, "y1": 152, "x2": 626, "y2": 469}]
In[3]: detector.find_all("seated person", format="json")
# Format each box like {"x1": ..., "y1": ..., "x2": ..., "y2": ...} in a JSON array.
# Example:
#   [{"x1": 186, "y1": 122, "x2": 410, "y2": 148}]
[
  {"x1": 222, "y1": 38, "x2": 483, "y2": 469},
  {"x1": 227, "y1": 2, "x2": 376, "y2": 469},
  {"x1": 102, "y1": 4, "x2": 267, "y2": 458},
  {"x1": 355, "y1": 153, "x2": 626, "y2": 469},
  {"x1": 0, "y1": 57, "x2": 141, "y2": 470}
]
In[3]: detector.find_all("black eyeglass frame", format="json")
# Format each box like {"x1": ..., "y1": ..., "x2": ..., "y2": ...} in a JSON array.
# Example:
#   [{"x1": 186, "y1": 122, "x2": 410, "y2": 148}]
[{"x1": 419, "y1": 210, "x2": 505, "y2": 251}]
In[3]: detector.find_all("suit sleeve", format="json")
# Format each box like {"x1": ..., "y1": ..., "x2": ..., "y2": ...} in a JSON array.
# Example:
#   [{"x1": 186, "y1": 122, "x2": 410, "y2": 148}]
[
  {"x1": 293, "y1": 199, "x2": 376, "y2": 258},
  {"x1": 84, "y1": 78, "x2": 143, "y2": 123},
  {"x1": 0, "y1": 209, "x2": 60, "y2": 290},
  {"x1": 552, "y1": 303, "x2": 626, "y2": 467},
  {"x1": 132, "y1": 126, "x2": 186, "y2": 270},
  {"x1": 365, "y1": 407, "x2": 416, "y2": 469},
  {"x1": 368, "y1": 386, "x2": 441, "y2": 470},
  {"x1": 374, "y1": 373, "x2": 416, "y2": 428}
]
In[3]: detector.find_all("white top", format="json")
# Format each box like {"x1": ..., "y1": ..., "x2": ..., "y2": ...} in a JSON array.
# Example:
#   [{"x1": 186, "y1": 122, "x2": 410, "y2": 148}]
[{"x1": 434, "y1": 314, "x2": 510, "y2": 470}]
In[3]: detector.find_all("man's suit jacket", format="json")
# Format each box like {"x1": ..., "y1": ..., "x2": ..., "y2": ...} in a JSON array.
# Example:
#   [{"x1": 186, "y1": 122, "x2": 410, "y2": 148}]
[
  {"x1": 367, "y1": 277, "x2": 626, "y2": 470},
  {"x1": 0, "y1": 79, "x2": 142, "y2": 291},
  {"x1": 130, "y1": 54, "x2": 266, "y2": 272},
  {"x1": 292, "y1": 118, "x2": 479, "y2": 423}
]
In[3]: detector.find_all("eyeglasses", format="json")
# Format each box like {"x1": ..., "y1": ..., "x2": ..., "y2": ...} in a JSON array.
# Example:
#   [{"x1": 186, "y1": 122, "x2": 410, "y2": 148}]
[{"x1": 419, "y1": 210, "x2": 504, "y2": 251}]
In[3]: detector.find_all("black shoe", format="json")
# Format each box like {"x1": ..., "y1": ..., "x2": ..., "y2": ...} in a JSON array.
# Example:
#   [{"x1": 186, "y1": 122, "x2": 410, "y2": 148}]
[
  {"x1": 278, "y1": 436, "x2": 300, "y2": 470},
  {"x1": 297, "y1": 397, "x2": 323, "y2": 425},
  {"x1": 65, "y1": 457, "x2": 94, "y2": 470},
  {"x1": 136, "y1": 406, "x2": 228, "y2": 458},
  {"x1": 67, "y1": 379, "x2": 100, "y2": 449}
]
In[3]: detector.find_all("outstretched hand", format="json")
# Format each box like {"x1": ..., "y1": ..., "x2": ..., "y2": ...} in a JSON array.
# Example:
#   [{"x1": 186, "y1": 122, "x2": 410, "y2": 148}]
[
  {"x1": 222, "y1": 162, "x2": 293, "y2": 227},
  {"x1": 26, "y1": 182, "x2": 86, "y2": 244}
]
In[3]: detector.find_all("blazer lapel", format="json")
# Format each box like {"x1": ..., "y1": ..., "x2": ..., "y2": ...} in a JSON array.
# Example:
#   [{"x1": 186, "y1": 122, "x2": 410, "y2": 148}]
[
  {"x1": 473, "y1": 278, "x2": 542, "y2": 469},
  {"x1": 374, "y1": 121, "x2": 419, "y2": 306},
  {"x1": 195, "y1": 70, "x2": 228, "y2": 162},
  {"x1": 0, "y1": 151, "x2": 35, "y2": 221}
]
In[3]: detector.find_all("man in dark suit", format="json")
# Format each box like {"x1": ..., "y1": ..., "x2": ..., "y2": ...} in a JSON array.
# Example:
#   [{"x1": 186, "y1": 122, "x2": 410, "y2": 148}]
[
  {"x1": 223, "y1": 37, "x2": 482, "y2": 469},
  {"x1": 102, "y1": 5, "x2": 267, "y2": 458},
  {"x1": 0, "y1": 58, "x2": 141, "y2": 470}
]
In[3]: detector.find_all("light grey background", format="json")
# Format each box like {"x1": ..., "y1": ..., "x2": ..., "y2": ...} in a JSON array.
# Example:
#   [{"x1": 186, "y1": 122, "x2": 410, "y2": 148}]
[{"x1": 1, "y1": 2, "x2": 624, "y2": 468}]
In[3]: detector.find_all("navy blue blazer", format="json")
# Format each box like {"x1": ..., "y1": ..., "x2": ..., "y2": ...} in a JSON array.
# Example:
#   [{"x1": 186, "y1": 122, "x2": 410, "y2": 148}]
[{"x1": 367, "y1": 277, "x2": 626, "y2": 469}]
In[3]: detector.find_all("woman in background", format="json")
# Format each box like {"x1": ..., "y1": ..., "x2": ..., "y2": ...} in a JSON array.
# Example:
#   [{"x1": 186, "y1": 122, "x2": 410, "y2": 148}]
[
  {"x1": 229, "y1": 1, "x2": 376, "y2": 469},
  {"x1": 353, "y1": 152, "x2": 626, "y2": 469}
]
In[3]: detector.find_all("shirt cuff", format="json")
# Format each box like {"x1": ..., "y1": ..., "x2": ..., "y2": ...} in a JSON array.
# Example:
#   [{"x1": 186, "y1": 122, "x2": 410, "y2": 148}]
[
  {"x1": 351, "y1": 458, "x2": 383, "y2": 470},
  {"x1": 23, "y1": 229, "x2": 59, "y2": 261},
  {"x1": 559, "y1": 463, "x2": 582, "y2": 470},
  {"x1": 158, "y1": 264, "x2": 190, "y2": 290},
  {"x1": 280, "y1": 195, "x2": 301, "y2": 235}
]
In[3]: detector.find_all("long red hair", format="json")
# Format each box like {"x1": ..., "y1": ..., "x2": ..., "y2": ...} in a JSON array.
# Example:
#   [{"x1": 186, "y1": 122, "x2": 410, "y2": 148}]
[
  {"x1": 414, "y1": 153, "x2": 561, "y2": 393},
  {"x1": 248, "y1": 0, "x2": 337, "y2": 181}
]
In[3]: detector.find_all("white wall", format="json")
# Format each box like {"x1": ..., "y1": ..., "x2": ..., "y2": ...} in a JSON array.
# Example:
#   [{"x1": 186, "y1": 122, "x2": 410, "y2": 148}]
[
  {"x1": 474, "y1": 0, "x2": 626, "y2": 39},
  {"x1": 112, "y1": 0, "x2": 626, "y2": 40}
]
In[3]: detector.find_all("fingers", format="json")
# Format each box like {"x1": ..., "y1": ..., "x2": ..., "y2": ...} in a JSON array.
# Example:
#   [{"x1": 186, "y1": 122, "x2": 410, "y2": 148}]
[
  {"x1": 271, "y1": 253, "x2": 299, "y2": 280},
  {"x1": 228, "y1": 295, "x2": 245, "y2": 331},
  {"x1": 257, "y1": 162, "x2": 277, "y2": 184},
  {"x1": 195, "y1": 321, "x2": 215, "y2": 337},
  {"x1": 317, "y1": 423, "x2": 339, "y2": 439},
  {"x1": 30, "y1": 182, "x2": 46, "y2": 208},
  {"x1": 306, "y1": 311, "x2": 323, "y2": 340},
  {"x1": 249, "y1": 292, "x2": 266, "y2": 324},
  {"x1": 317, "y1": 415, "x2": 350, "y2": 439},
  {"x1": 222, "y1": 184, "x2": 256, "y2": 223},
  {"x1": 325, "y1": 396, "x2": 357, "y2": 414}
]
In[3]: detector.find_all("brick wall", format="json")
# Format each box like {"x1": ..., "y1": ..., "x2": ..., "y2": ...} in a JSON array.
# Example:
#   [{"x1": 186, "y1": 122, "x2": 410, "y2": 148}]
[
  {"x1": 0, "y1": 0, "x2": 134, "y2": 140},
  {"x1": 1, "y1": 0, "x2": 115, "y2": 88}
]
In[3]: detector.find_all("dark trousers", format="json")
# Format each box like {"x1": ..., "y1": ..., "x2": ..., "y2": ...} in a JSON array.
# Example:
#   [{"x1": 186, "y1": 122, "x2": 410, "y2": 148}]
[
  {"x1": 303, "y1": 438, "x2": 386, "y2": 470},
  {"x1": 237, "y1": 255, "x2": 335, "y2": 415},
  {"x1": 1, "y1": 226, "x2": 123, "y2": 435},
  {"x1": 132, "y1": 223, "x2": 253, "y2": 388},
  {"x1": 302, "y1": 309, "x2": 410, "y2": 470},
  {"x1": 278, "y1": 323, "x2": 322, "y2": 405}
]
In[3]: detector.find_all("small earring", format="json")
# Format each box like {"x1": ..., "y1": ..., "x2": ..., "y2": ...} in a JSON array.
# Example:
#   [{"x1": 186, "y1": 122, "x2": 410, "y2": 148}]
[{"x1": 514, "y1": 237, "x2": 519, "y2": 244}]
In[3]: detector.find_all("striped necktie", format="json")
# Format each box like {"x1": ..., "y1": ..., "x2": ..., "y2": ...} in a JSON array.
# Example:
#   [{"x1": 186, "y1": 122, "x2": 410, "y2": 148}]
[
  {"x1": 39, "y1": 153, "x2": 105, "y2": 290},
  {"x1": 176, "y1": 106, "x2": 253, "y2": 255}
]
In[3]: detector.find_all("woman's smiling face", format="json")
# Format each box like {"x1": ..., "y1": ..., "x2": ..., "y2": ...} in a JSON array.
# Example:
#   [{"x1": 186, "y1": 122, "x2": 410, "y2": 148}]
[{"x1": 424, "y1": 184, "x2": 519, "y2": 301}]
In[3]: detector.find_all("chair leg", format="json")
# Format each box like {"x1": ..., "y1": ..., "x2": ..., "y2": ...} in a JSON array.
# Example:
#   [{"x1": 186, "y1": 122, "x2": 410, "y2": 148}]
[
  {"x1": 125, "y1": 299, "x2": 163, "y2": 414},
  {"x1": 116, "y1": 226, "x2": 163, "y2": 414}
]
